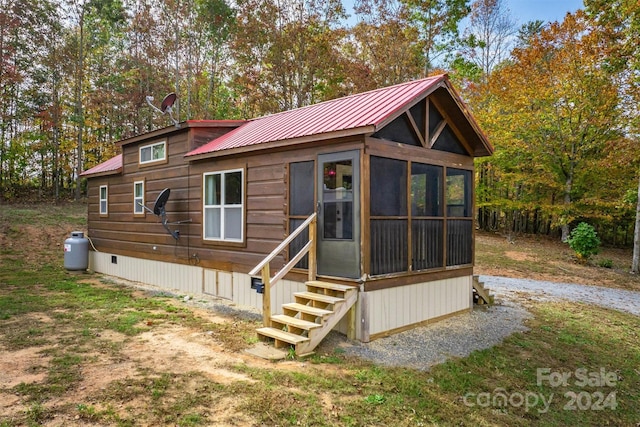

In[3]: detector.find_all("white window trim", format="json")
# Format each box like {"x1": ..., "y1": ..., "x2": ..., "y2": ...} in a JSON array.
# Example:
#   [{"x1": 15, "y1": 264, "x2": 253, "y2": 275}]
[
  {"x1": 134, "y1": 181, "x2": 145, "y2": 214},
  {"x1": 99, "y1": 185, "x2": 108, "y2": 215},
  {"x1": 139, "y1": 140, "x2": 166, "y2": 165},
  {"x1": 203, "y1": 169, "x2": 244, "y2": 243}
]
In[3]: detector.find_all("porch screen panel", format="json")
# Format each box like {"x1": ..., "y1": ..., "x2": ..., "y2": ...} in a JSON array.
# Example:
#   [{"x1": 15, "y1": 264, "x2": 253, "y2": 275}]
[
  {"x1": 370, "y1": 157, "x2": 407, "y2": 216},
  {"x1": 447, "y1": 219, "x2": 472, "y2": 265},
  {"x1": 411, "y1": 163, "x2": 442, "y2": 216},
  {"x1": 412, "y1": 219, "x2": 443, "y2": 270},
  {"x1": 371, "y1": 219, "x2": 408, "y2": 275},
  {"x1": 289, "y1": 161, "x2": 314, "y2": 268},
  {"x1": 370, "y1": 157, "x2": 408, "y2": 275},
  {"x1": 446, "y1": 168, "x2": 472, "y2": 218},
  {"x1": 411, "y1": 163, "x2": 444, "y2": 270},
  {"x1": 290, "y1": 161, "x2": 314, "y2": 216},
  {"x1": 446, "y1": 168, "x2": 472, "y2": 266}
]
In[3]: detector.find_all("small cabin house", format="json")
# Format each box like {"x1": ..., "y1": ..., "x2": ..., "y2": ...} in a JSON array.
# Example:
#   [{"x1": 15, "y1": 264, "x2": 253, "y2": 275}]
[{"x1": 81, "y1": 74, "x2": 493, "y2": 353}]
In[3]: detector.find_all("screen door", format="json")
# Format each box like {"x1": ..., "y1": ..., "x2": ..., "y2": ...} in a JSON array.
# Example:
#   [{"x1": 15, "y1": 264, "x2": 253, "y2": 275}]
[{"x1": 317, "y1": 151, "x2": 360, "y2": 278}]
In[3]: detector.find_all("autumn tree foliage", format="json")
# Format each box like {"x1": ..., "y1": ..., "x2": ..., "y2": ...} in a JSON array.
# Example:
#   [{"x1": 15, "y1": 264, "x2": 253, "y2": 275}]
[
  {"x1": 2, "y1": 0, "x2": 640, "y2": 255},
  {"x1": 348, "y1": 0, "x2": 423, "y2": 90},
  {"x1": 401, "y1": 0, "x2": 470, "y2": 75},
  {"x1": 469, "y1": 11, "x2": 631, "y2": 243},
  {"x1": 459, "y1": 0, "x2": 516, "y2": 78},
  {"x1": 585, "y1": 0, "x2": 640, "y2": 269},
  {"x1": 230, "y1": 0, "x2": 350, "y2": 116}
]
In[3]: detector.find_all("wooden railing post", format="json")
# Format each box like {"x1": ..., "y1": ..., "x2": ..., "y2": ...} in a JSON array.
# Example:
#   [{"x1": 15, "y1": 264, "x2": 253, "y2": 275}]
[
  {"x1": 249, "y1": 212, "x2": 317, "y2": 328},
  {"x1": 308, "y1": 215, "x2": 317, "y2": 281},
  {"x1": 262, "y1": 263, "x2": 271, "y2": 327}
]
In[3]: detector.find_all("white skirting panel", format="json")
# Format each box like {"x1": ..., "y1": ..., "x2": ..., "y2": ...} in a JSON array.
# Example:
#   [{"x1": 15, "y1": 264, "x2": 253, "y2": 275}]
[
  {"x1": 89, "y1": 252, "x2": 470, "y2": 341},
  {"x1": 203, "y1": 269, "x2": 234, "y2": 300},
  {"x1": 364, "y1": 276, "x2": 472, "y2": 337},
  {"x1": 89, "y1": 252, "x2": 307, "y2": 313},
  {"x1": 89, "y1": 251, "x2": 203, "y2": 295}
]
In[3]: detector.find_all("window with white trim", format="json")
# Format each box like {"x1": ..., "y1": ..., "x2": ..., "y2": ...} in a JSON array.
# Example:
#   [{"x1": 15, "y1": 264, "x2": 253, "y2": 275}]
[
  {"x1": 139, "y1": 140, "x2": 166, "y2": 165},
  {"x1": 203, "y1": 169, "x2": 244, "y2": 242},
  {"x1": 99, "y1": 185, "x2": 108, "y2": 215},
  {"x1": 134, "y1": 181, "x2": 145, "y2": 214}
]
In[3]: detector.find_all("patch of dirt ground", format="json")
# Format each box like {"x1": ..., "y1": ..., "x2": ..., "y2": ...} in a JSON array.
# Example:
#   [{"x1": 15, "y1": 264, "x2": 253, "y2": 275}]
[
  {"x1": 0, "y1": 289, "x2": 342, "y2": 426},
  {"x1": 0, "y1": 209, "x2": 348, "y2": 426}
]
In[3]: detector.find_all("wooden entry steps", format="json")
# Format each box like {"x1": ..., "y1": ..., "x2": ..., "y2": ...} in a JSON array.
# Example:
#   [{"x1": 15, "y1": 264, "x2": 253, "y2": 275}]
[
  {"x1": 473, "y1": 275, "x2": 494, "y2": 305},
  {"x1": 256, "y1": 280, "x2": 358, "y2": 356}
]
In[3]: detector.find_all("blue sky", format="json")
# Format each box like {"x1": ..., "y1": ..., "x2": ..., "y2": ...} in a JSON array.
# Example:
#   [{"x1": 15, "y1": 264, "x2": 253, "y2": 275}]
[
  {"x1": 344, "y1": 0, "x2": 586, "y2": 27},
  {"x1": 505, "y1": 0, "x2": 584, "y2": 25}
]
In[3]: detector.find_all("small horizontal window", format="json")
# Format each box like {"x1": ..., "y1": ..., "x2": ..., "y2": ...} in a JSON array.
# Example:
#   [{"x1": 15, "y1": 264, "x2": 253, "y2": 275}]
[{"x1": 139, "y1": 141, "x2": 166, "y2": 165}]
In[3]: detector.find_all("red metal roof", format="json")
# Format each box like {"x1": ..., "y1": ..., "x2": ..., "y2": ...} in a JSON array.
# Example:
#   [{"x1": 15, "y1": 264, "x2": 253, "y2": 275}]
[
  {"x1": 82, "y1": 75, "x2": 491, "y2": 176},
  {"x1": 186, "y1": 75, "x2": 447, "y2": 158},
  {"x1": 80, "y1": 153, "x2": 122, "y2": 177}
]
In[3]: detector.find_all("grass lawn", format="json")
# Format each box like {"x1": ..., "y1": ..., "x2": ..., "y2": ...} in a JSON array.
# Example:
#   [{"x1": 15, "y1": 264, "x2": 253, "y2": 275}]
[{"x1": 1, "y1": 202, "x2": 639, "y2": 426}]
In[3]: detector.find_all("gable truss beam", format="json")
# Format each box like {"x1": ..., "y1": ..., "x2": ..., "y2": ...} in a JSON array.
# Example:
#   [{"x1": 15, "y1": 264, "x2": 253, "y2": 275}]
[
  {"x1": 429, "y1": 120, "x2": 447, "y2": 148},
  {"x1": 404, "y1": 111, "x2": 426, "y2": 147},
  {"x1": 430, "y1": 98, "x2": 474, "y2": 155}
]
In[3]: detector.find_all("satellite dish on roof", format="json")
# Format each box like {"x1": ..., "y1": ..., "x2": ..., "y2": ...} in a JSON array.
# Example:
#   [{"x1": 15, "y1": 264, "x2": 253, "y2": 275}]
[
  {"x1": 160, "y1": 93, "x2": 177, "y2": 113},
  {"x1": 146, "y1": 92, "x2": 180, "y2": 127}
]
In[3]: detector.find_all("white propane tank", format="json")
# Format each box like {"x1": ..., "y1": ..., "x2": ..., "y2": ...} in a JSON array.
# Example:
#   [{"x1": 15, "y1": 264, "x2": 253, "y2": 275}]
[{"x1": 64, "y1": 231, "x2": 89, "y2": 271}]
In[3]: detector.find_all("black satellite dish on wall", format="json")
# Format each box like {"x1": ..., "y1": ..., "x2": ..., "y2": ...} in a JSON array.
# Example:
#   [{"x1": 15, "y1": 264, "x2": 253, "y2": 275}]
[
  {"x1": 153, "y1": 188, "x2": 171, "y2": 216},
  {"x1": 148, "y1": 188, "x2": 191, "y2": 240}
]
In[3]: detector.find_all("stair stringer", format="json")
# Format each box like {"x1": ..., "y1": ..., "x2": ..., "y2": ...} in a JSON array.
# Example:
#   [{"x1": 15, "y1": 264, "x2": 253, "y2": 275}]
[
  {"x1": 472, "y1": 275, "x2": 494, "y2": 305},
  {"x1": 295, "y1": 288, "x2": 358, "y2": 356}
]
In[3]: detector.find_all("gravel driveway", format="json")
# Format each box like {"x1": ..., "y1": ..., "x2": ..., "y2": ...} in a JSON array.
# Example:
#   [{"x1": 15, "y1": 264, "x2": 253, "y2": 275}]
[
  {"x1": 335, "y1": 275, "x2": 640, "y2": 370},
  {"x1": 481, "y1": 275, "x2": 640, "y2": 316}
]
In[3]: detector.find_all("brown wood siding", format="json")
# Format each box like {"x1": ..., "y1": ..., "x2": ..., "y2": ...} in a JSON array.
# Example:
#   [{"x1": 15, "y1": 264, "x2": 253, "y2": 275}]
[
  {"x1": 86, "y1": 131, "x2": 365, "y2": 278},
  {"x1": 87, "y1": 130, "x2": 194, "y2": 263},
  {"x1": 362, "y1": 267, "x2": 473, "y2": 292},
  {"x1": 87, "y1": 126, "x2": 476, "y2": 291},
  {"x1": 189, "y1": 127, "x2": 241, "y2": 152}
]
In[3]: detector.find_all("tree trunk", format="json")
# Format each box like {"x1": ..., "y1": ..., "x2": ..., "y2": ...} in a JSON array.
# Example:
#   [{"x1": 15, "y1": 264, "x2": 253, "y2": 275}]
[
  {"x1": 561, "y1": 174, "x2": 573, "y2": 242},
  {"x1": 74, "y1": 10, "x2": 85, "y2": 201},
  {"x1": 632, "y1": 172, "x2": 640, "y2": 273}
]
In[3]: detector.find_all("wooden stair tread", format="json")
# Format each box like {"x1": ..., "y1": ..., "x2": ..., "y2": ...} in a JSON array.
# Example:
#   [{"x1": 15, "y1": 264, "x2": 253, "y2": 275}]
[
  {"x1": 306, "y1": 280, "x2": 356, "y2": 293},
  {"x1": 294, "y1": 291, "x2": 344, "y2": 305},
  {"x1": 282, "y1": 303, "x2": 333, "y2": 317},
  {"x1": 271, "y1": 314, "x2": 322, "y2": 330},
  {"x1": 256, "y1": 327, "x2": 309, "y2": 344}
]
